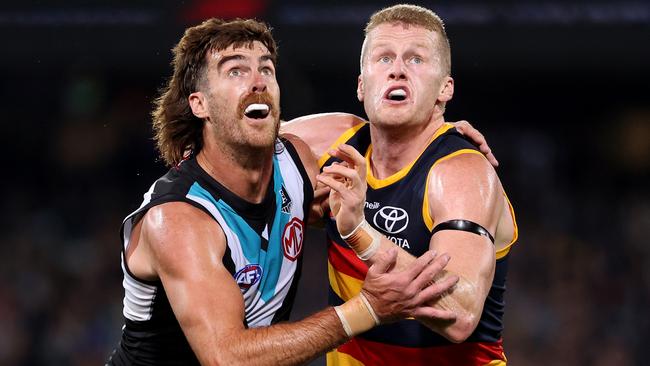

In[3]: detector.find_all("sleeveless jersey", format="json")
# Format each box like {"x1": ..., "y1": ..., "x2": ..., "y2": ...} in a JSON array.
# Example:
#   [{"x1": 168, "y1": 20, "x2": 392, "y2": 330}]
[
  {"x1": 107, "y1": 139, "x2": 313, "y2": 365},
  {"x1": 321, "y1": 123, "x2": 518, "y2": 366}
]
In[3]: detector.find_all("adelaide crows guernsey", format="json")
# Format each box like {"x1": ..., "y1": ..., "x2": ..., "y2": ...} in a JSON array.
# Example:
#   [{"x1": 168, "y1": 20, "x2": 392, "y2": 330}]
[
  {"x1": 321, "y1": 123, "x2": 518, "y2": 366},
  {"x1": 108, "y1": 139, "x2": 313, "y2": 365}
]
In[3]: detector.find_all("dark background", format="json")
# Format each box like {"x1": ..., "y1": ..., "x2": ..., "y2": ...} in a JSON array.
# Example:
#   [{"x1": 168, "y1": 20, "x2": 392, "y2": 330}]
[{"x1": 1, "y1": 0, "x2": 649, "y2": 365}]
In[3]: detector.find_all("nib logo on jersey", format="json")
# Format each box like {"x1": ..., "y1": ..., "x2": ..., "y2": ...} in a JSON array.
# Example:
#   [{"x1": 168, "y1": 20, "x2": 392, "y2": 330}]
[
  {"x1": 368, "y1": 203, "x2": 411, "y2": 249},
  {"x1": 234, "y1": 264, "x2": 263, "y2": 293}
]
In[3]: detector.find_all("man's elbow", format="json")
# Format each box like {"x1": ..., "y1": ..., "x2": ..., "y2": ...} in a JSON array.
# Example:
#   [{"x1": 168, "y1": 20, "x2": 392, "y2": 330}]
[{"x1": 444, "y1": 313, "x2": 480, "y2": 343}]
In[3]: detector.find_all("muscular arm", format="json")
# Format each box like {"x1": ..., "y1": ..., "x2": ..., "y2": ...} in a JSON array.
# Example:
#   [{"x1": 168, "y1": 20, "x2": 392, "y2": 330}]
[
  {"x1": 142, "y1": 202, "x2": 347, "y2": 366},
  {"x1": 282, "y1": 113, "x2": 498, "y2": 167},
  {"x1": 402, "y1": 154, "x2": 500, "y2": 342},
  {"x1": 320, "y1": 146, "x2": 501, "y2": 343},
  {"x1": 137, "y1": 199, "x2": 455, "y2": 365},
  {"x1": 281, "y1": 113, "x2": 364, "y2": 159}
]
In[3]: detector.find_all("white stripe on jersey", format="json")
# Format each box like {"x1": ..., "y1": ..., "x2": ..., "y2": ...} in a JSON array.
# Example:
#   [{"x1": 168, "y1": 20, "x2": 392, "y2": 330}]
[
  {"x1": 119, "y1": 140, "x2": 308, "y2": 326},
  {"x1": 121, "y1": 258, "x2": 157, "y2": 321}
]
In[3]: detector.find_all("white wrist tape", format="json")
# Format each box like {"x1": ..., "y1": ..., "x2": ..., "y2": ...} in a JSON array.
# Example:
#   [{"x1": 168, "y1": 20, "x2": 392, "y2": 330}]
[
  {"x1": 334, "y1": 293, "x2": 380, "y2": 338},
  {"x1": 358, "y1": 292, "x2": 380, "y2": 325},
  {"x1": 341, "y1": 219, "x2": 382, "y2": 261}
]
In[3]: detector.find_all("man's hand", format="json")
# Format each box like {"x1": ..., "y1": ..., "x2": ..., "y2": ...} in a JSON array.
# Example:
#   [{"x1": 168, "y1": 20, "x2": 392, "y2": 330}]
[
  {"x1": 317, "y1": 144, "x2": 367, "y2": 236},
  {"x1": 361, "y1": 248, "x2": 459, "y2": 323},
  {"x1": 452, "y1": 120, "x2": 499, "y2": 167}
]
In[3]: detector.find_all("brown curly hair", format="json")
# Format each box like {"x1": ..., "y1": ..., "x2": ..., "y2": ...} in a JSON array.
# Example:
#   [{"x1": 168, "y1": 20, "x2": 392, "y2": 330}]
[{"x1": 152, "y1": 18, "x2": 277, "y2": 166}]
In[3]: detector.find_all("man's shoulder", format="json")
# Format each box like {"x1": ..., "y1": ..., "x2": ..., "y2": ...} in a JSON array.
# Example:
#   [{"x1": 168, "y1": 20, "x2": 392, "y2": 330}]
[{"x1": 141, "y1": 201, "x2": 222, "y2": 248}]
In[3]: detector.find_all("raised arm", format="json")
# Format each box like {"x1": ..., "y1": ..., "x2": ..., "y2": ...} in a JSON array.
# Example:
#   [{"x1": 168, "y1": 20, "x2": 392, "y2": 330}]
[
  {"x1": 281, "y1": 114, "x2": 498, "y2": 167},
  {"x1": 281, "y1": 113, "x2": 366, "y2": 160},
  {"x1": 133, "y1": 200, "x2": 456, "y2": 365},
  {"x1": 318, "y1": 144, "x2": 501, "y2": 343}
]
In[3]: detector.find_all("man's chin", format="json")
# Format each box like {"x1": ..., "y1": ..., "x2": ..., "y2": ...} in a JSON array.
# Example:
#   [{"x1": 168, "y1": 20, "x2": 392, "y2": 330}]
[{"x1": 370, "y1": 113, "x2": 413, "y2": 127}]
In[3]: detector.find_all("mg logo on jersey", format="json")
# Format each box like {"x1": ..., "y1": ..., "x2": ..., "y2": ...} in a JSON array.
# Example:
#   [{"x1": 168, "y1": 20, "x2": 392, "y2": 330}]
[
  {"x1": 282, "y1": 217, "x2": 304, "y2": 261},
  {"x1": 373, "y1": 206, "x2": 409, "y2": 234},
  {"x1": 234, "y1": 264, "x2": 263, "y2": 292}
]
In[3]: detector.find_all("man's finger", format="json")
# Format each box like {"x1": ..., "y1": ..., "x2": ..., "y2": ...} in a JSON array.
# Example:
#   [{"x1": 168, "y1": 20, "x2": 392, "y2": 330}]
[
  {"x1": 413, "y1": 307, "x2": 457, "y2": 321},
  {"x1": 416, "y1": 274, "x2": 459, "y2": 304},
  {"x1": 411, "y1": 253, "x2": 451, "y2": 290},
  {"x1": 322, "y1": 164, "x2": 362, "y2": 184},
  {"x1": 329, "y1": 144, "x2": 365, "y2": 169},
  {"x1": 316, "y1": 174, "x2": 351, "y2": 196},
  {"x1": 337, "y1": 144, "x2": 365, "y2": 166},
  {"x1": 485, "y1": 151, "x2": 499, "y2": 167},
  {"x1": 403, "y1": 250, "x2": 438, "y2": 280},
  {"x1": 367, "y1": 248, "x2": 398, "y2": 275}
]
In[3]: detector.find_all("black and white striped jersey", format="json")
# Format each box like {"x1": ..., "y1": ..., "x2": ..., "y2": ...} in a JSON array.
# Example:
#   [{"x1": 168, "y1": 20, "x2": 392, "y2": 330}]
[{"x1": 107, "y1": 139, "x2": 313, "y2": 365}]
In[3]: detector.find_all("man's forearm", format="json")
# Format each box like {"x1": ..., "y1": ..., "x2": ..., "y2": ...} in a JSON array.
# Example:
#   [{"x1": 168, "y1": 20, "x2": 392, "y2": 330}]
[
  {"x1": 201, "y1": 308, "x2": 347, "y2": 366},
  {"x1": 348, "y1": 228, "x2": 481, "y2": 342},
  {"x1": 379, "y1": 238, "x2": 481, "y2": 341}
]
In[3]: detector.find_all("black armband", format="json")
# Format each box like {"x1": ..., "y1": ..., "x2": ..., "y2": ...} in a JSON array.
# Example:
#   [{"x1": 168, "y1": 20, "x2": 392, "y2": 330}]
[{"x1": 431, "y1": 219, "x2": 495, "y2": 244}]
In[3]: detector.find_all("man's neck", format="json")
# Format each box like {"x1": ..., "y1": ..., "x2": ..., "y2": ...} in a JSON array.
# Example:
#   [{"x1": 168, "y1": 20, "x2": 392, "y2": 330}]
[
  {"x1": 368, "y1": 116, "x2": 445, "y2": 179},
  {"x1": 197, "y1": 142, "x2": 274, "y2": 204}
]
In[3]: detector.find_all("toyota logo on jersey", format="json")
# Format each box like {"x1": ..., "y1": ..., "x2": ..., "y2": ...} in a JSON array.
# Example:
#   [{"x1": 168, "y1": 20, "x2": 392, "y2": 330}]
[
  {"x1": 282, "y1": 217, "x2": 304, "y2": 261},
  {"x1": 373, "y1": 206, "x2": 409, "y2": 234},
  {"x1": 234, "y1": 264, "x2": 263, "y2": 292}
]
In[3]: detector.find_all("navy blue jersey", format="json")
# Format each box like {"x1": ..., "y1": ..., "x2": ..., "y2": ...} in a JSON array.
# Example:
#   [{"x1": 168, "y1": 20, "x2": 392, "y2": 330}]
[{"x1": 322, "y1": 123, "x2": 518, "y2": 366}]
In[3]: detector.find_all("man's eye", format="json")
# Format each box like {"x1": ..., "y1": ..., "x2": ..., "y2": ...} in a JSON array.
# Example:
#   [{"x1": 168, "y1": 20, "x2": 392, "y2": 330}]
[
  {"x1": 379, "y1": 56, "x2": 391, "y2": 64},
  {"x1": 261, "y1": 67, "x2": 273, "y2": 76},
  {"x1": 228, "y1": 69, "x2": 242, "y2": 77},
  {"x1": 410, "y1": 57, "x2": 423, "y2": 64}
]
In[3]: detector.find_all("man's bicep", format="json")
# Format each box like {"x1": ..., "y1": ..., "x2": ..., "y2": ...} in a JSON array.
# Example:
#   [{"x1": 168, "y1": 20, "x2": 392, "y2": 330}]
[
  {"x1": 142, "y1": 203, "x2": 246, "y2": 359},
  {"x1": 426, "y1": 154, "x2": 502, "y2": 290}
]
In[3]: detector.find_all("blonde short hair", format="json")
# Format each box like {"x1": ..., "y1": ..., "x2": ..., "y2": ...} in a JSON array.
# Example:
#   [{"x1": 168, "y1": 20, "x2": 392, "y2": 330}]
[{"x1": 360, "y1": 4, "x2": 451, "y2": 75}]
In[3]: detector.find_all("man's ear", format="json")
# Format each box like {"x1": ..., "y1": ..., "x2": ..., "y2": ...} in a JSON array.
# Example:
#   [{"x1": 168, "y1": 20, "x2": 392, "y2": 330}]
[
  {"x1": 438, "y1": 76, "x2": 454, "y2": 103},
  {"x1": 357, "y1": 75, "x2": 364, "y2": 102},
  {"x1": 188, "y1": 91, "x2": 209, "y2": 119}
]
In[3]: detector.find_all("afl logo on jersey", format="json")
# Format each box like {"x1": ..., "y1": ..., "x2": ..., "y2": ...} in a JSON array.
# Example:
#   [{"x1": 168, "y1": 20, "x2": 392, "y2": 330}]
[
  {"x1": 373, "y1": 206, "x2": 409, "y2": 234},
  {"x1": 234, "y1": 264, "x2": 263, "y2": 292},
  {"x1": 282, "y1": 217, "x2": 304, "y2": 261}
]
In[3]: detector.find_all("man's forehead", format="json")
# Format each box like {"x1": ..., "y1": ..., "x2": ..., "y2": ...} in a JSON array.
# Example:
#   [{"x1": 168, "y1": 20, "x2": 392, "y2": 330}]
[
  {"x1": 368, "y1": 22, "x2": 437, "y2": 43},
  {"x1": 209, "y1": 41, "x2": 271, "y2": 60},
  {"x1": 366, "y1": 23, "x2": 438, "y2": 49}
]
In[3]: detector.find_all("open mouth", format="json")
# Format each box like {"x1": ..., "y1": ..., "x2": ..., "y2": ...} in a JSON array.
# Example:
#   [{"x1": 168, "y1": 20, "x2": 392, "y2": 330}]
[
  {"x1": 244, "y1": 103, "x2": 270, "y2": 119},
  {"x1": 384, "y1": 87, "x2": 409, "y2": 102}
]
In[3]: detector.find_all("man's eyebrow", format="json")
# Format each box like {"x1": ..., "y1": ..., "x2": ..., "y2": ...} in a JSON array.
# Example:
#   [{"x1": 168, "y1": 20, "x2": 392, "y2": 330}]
[
  {"x1": 216, "y1": 54, "x2": 274, "y2": 70},
  {"x1": 216, "y1": 54, "x2": 247, "y2": 70},
  {"x1": 260, "y1": 54, "x2": 273, "y2": 62}
]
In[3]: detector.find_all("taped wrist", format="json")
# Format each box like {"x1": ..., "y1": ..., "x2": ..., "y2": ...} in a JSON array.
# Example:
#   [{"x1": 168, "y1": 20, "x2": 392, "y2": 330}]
[
  {"x1": 334, "y1": 292, "x2": 380, "y2": 337},
  {"x1": 340, "y1": 220, "x2": 382, "y2": 261}
]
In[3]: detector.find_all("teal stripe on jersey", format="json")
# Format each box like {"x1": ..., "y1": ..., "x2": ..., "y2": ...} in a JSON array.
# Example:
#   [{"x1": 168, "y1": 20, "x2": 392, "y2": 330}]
[
  {"x1": 186, "y1": 156, "x2": 292, "y2": 303},
  {"x1": 187, "y1": 182, "x2": 260, "y2": 264}
]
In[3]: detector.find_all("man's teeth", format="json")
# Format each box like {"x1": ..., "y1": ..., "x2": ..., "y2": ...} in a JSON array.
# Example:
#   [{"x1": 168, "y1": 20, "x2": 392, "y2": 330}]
[
  {"x1": 388, "y1": 89, "x2": 407, "y2": 98},
  {"x1": 244, "y1": 103, "x2": 270, "y2": 114}
]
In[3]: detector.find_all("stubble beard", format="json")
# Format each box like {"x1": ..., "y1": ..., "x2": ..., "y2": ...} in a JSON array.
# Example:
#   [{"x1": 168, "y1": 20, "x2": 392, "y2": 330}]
[{"x1": 207, "y1": 96, "x2": 280, "y2": 167}]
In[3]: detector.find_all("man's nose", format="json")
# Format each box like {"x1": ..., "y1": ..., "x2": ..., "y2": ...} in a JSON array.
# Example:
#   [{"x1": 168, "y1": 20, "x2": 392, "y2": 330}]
[
  {"x1": 389, "y1": 58, "x2": 407, "y2": 81},
  {"x1": 251, "y1": 72, "x2": 267, "y2": 93}
]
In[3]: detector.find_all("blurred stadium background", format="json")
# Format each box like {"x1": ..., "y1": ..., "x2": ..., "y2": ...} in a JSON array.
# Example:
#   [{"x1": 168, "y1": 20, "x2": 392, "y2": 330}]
[{"x1": 1, "y1": 0, "x2": 649, "y2": 364}]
